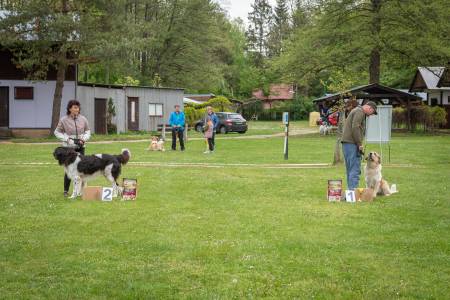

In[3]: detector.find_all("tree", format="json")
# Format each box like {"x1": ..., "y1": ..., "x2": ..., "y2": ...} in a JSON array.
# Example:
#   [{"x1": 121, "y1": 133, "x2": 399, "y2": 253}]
[
  {"x1": 268, "y1": 0, "x2": 291, "y2": 57},
  {"x1": 246, "y1": 0, "x2": 273, "y2": 60},
  {"x1": 79, "y1": 0, "x2": 234, "y2": 94},
  {"x1": 0, "y1": 0, "x2": 105, "y2": 132},
  {"x1": 273, "y1": 0, "x2": 450, "y2": 92}
]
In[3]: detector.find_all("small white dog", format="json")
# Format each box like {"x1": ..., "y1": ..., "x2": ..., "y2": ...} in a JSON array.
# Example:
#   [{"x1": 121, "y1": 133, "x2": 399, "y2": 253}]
[
  {"x1": 319, "y1": 124, "x2": 332, "y2": 135},
  {"x1": 148, "y1": 136, "x2": 165, "y2": 151},
  {"x1": 364, "y1": 151, "x2": 392, "y2": 198}
]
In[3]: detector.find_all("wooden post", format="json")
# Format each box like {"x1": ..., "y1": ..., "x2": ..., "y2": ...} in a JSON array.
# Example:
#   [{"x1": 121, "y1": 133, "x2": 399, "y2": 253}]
[
  {"x1": 407, "y1": 99, "x2": 412, "y2": 131},
  {"x1": 162, "y1": 124, "x2": 166, "y2": 141}
]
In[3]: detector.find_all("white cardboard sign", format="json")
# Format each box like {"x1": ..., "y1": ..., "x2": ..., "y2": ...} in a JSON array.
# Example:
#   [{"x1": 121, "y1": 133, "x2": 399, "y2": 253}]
[
  {"x1": 101, "y1": 187, "x2": 113, "y2": 201},
  {"x1": 345, "y1": 190, "x2": 356, "y2": 203}
]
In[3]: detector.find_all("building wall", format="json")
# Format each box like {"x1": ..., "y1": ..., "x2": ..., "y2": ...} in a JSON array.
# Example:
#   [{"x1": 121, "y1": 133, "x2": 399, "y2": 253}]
[
  {"x1": 77, "y1": 85, "x2": 183, "y2": 133},
  {"x1": 427, "y1": 90, "x2": 450, "y2": 105},
  {"x1": 443, "y1": 91, "x2": 450, "y2": 105},
  {"x1": 76, "y1": 86, "x2": 126, "y2": 133},
  {"x1": 125, "y1": 87, "x2": 184, "y2": 131},
  {"x1": 0, "y1": 79, "x2": 75, "y2": 128}
]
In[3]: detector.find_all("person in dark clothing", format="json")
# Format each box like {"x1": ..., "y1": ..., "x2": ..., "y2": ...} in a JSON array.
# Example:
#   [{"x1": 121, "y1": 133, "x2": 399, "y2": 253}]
[
  {"x1": 168, "y1": 104, "x2": 185, "y2": 151},
  {"x1": 341, "y1": 101, "x2": 377, "y2": 190}
]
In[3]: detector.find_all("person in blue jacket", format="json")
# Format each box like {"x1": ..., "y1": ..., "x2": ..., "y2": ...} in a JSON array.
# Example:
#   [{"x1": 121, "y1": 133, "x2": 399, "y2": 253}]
[
  {"x1": 169, "y1": 104, "x2": 185, "y2": 151},
  {"x1": 206, "y1": 106, "x2": 219, "y2": 151}
]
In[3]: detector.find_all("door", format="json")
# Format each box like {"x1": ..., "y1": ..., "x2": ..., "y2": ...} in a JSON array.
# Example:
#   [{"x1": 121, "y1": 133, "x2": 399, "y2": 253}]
[
  {"x1": 0, "y1": 87, "x2": 8, "y2": 127},
  {"x1": 94, "y1": 98, "x2": 107, "y2": 134},
  {"x1": 128, "y1": 97, "x2": 139, "y2": 131}
]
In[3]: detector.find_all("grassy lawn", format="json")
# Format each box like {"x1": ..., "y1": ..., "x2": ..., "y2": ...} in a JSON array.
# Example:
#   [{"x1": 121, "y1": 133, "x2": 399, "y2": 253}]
[{"x1": 0, "y1": 133, "x2": 449, "y2": 298}]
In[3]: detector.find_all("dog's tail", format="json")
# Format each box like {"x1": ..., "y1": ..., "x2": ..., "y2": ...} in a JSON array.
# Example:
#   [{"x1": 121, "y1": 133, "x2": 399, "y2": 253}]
[{"x1": 117, "y1": 149, "x2": 131, "y2": 165}]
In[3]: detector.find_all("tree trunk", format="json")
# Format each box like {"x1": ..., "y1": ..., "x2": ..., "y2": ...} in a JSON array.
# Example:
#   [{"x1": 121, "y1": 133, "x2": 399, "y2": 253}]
[
  {"x1": 369, "y1": 47, "x2": 380, "y2": 84},
  {"x1": 369, "y1": 0, "x2": 382, "y2": 84},
  {"x1": 333, "y1": 111, "x2": 344, "y2": 165},
  {"x1": 50, "y1": 59, "x2": 66, "y2": 133},
  {"x1": 51, "y1": 0, "x2": 69, "y2": 133}
]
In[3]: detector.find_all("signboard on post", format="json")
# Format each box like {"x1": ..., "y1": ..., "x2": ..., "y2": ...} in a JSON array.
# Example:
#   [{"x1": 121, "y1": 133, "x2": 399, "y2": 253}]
[
  {"x1": 365, "y1": 105, "x2": 392, "y2": 143},
  {"x1": 282, "y1": 112, "x2": 289, "y2": 125},
  {"x1": 283, "y1": 112, "x2": 289, "y2": 160}
]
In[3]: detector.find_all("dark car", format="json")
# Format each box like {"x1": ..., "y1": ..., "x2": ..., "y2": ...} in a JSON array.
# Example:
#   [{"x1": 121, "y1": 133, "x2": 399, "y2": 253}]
[{"x1": 195, "y1": 112, "x2": 247, "y2": 134}]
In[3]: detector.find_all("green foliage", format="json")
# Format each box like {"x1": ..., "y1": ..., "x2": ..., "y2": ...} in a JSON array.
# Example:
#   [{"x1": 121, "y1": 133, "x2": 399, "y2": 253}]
[
  {"x1": 114, "y1": 76, "x2": 140, "y2": 86},
  {"x1": 392, "y1": 107, "x2": 406, "y2": 128},
  {"x1": 241, "y1": 100, "x2": 264, "y2": 120},
  {"x1": 272, "y1": 0, "x2": 450, "y2": 95},
  {"x1": 207, "y1": 96, "x2": 232, "y2": 112},
  {"x1": 263, "y1": 96, "x2": 314, "y2": 121},
  {"x1": 430, "y1": 106, "x2": 447, "y2": 129},
  {"x1": 246, "y1": 0, "x2": 273, "y2": 57},
  {"x1": 184, "y1": 96, "x2": 231, "y2": 126},
  {"x1": 184, "y1": 106, "x2": 205, "y2": 127},
  {"x1": 393, "y1": 105, "x2": 448, "y2": 131}
]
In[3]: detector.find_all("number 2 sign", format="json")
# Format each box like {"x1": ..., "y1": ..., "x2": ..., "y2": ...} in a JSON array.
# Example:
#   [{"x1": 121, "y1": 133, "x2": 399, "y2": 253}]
[{"x1": 102, "y1": 187, "x2": 113, "y2": 201}]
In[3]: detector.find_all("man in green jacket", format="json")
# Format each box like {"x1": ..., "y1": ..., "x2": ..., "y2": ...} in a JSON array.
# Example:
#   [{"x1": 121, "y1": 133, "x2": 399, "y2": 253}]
[{"x1": 341, "y1": 101, "x2": 378, "y2": 190}]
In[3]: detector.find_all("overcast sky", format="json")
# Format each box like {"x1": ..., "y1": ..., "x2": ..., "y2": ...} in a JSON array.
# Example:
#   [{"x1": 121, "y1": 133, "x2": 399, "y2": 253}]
[{"x1": 218, "y1": 0, "x2": 277, "y2": 25}]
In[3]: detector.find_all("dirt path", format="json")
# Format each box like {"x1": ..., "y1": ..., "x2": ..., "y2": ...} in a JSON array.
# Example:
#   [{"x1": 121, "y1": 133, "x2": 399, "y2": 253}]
[{"x1": 0, "y1": 127, "x2": 318, "y2": 145}]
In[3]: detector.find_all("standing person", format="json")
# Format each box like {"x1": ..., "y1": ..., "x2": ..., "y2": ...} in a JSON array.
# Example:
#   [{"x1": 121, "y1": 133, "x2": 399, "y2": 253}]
[
  {"x1": 341, "y1": 101, "x2": 377, "y2": 190},
  {"x1": 205, "y1": 106, "x2": 218, "y2": 151},
  {"x1": 54, "y1": 100, "x2": 91, "y2": 197},
  {"x1": 169, "y1": 104, "x2": 185, "y2": 151},
  {"x1": 203, "y1": 117, "x2": 214, "y2": 154}
]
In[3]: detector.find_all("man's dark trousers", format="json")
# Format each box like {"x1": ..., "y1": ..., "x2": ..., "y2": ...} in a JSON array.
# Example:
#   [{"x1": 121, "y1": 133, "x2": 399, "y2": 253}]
[{"x1": 171, "y1": 127, "x2": 185, "y2": 150}]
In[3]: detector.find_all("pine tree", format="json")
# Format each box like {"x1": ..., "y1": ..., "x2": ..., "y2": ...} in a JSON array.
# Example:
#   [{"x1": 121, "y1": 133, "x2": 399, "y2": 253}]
[
  {"x1": 246, "y1": 0, "x2": 273, "y2": 58},
  {"x1": 268, "y1": 0, "x2": 290, "y2": 56}
]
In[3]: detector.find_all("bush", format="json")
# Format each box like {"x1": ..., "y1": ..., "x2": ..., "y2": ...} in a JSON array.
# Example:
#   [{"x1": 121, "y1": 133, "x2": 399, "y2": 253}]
[
  {"x1": 184, "y1": 106, "x2": 206, "y2": 127},
  {"x1": 392, "y1": 105, "x2": 447, "y2": 131},
  {"x1": 107, "y1": 123, "x2": 117, "y2": 134},
  {"x1": 430, "y1": 106, "x2": 447, "y2": 129},
  {"x1": 184, "y1": 96, "x2": 232, "y2": 126},
  {"x1": 392, "y1": 107, "x2": 406, "y2": 129},
  {"x1": 241, "y1": 100, "x2": 263, "y2": 120},
  {"x1": 244, "y1": 97, "x2": 314, "y2": 121}
]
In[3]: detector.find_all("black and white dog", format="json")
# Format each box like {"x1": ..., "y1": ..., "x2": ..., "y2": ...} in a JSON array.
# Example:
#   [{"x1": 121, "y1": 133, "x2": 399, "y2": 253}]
[{"x1": 53, "y1": 147, "x2": 131, "y2": 198}]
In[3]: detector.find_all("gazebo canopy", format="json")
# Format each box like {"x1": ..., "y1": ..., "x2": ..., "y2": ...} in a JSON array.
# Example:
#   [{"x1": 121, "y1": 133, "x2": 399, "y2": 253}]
[{"x1": 313, "y1": 83, "x2": 422, "y2": 108}]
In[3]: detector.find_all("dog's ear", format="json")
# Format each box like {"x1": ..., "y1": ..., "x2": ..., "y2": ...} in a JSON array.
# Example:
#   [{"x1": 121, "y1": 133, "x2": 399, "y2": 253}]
[{"x1": 377, "y1": 153, "x2": 381, "y2": 164}]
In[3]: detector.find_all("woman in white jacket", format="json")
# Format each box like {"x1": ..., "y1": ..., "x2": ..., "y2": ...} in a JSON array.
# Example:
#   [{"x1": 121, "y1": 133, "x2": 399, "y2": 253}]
[{"x1": 54, "y1": 100, "x2": 91, "y2": 197}]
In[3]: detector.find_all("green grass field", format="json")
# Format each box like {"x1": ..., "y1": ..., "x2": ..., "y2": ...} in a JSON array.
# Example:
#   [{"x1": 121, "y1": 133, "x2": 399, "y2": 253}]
[{"x1": 1, "y1": 129, "x2": 449, "y2": 298}]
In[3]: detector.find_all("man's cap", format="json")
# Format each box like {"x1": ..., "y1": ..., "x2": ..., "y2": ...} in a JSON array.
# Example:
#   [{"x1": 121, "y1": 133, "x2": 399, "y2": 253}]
[{"x1": 366, "y1": 101, "x2": 378, "y2": 115}]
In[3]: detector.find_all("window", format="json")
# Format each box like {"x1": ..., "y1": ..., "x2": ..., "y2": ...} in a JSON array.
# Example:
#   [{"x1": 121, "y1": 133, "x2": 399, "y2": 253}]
[
  {"x1": 149, "y1": 103, "x2": 163, "y2": 116},
  {"x1": 14, "y1": 87, "x2": 33, "y2": 100},
  {"x1": 430, "y1": 98, "x2": 438, "y2": 106}
]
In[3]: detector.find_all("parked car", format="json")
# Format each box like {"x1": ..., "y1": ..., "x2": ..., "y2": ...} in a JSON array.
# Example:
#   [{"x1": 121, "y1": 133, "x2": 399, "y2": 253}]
[{"x1": 195, "y1": 112, "x2": 247, "y2": 134}]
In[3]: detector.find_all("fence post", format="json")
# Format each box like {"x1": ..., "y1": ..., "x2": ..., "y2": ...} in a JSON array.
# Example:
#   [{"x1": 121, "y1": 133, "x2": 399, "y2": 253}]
[{"x1": 162, "y1": 124, "x2": 166, "y2": 141}]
